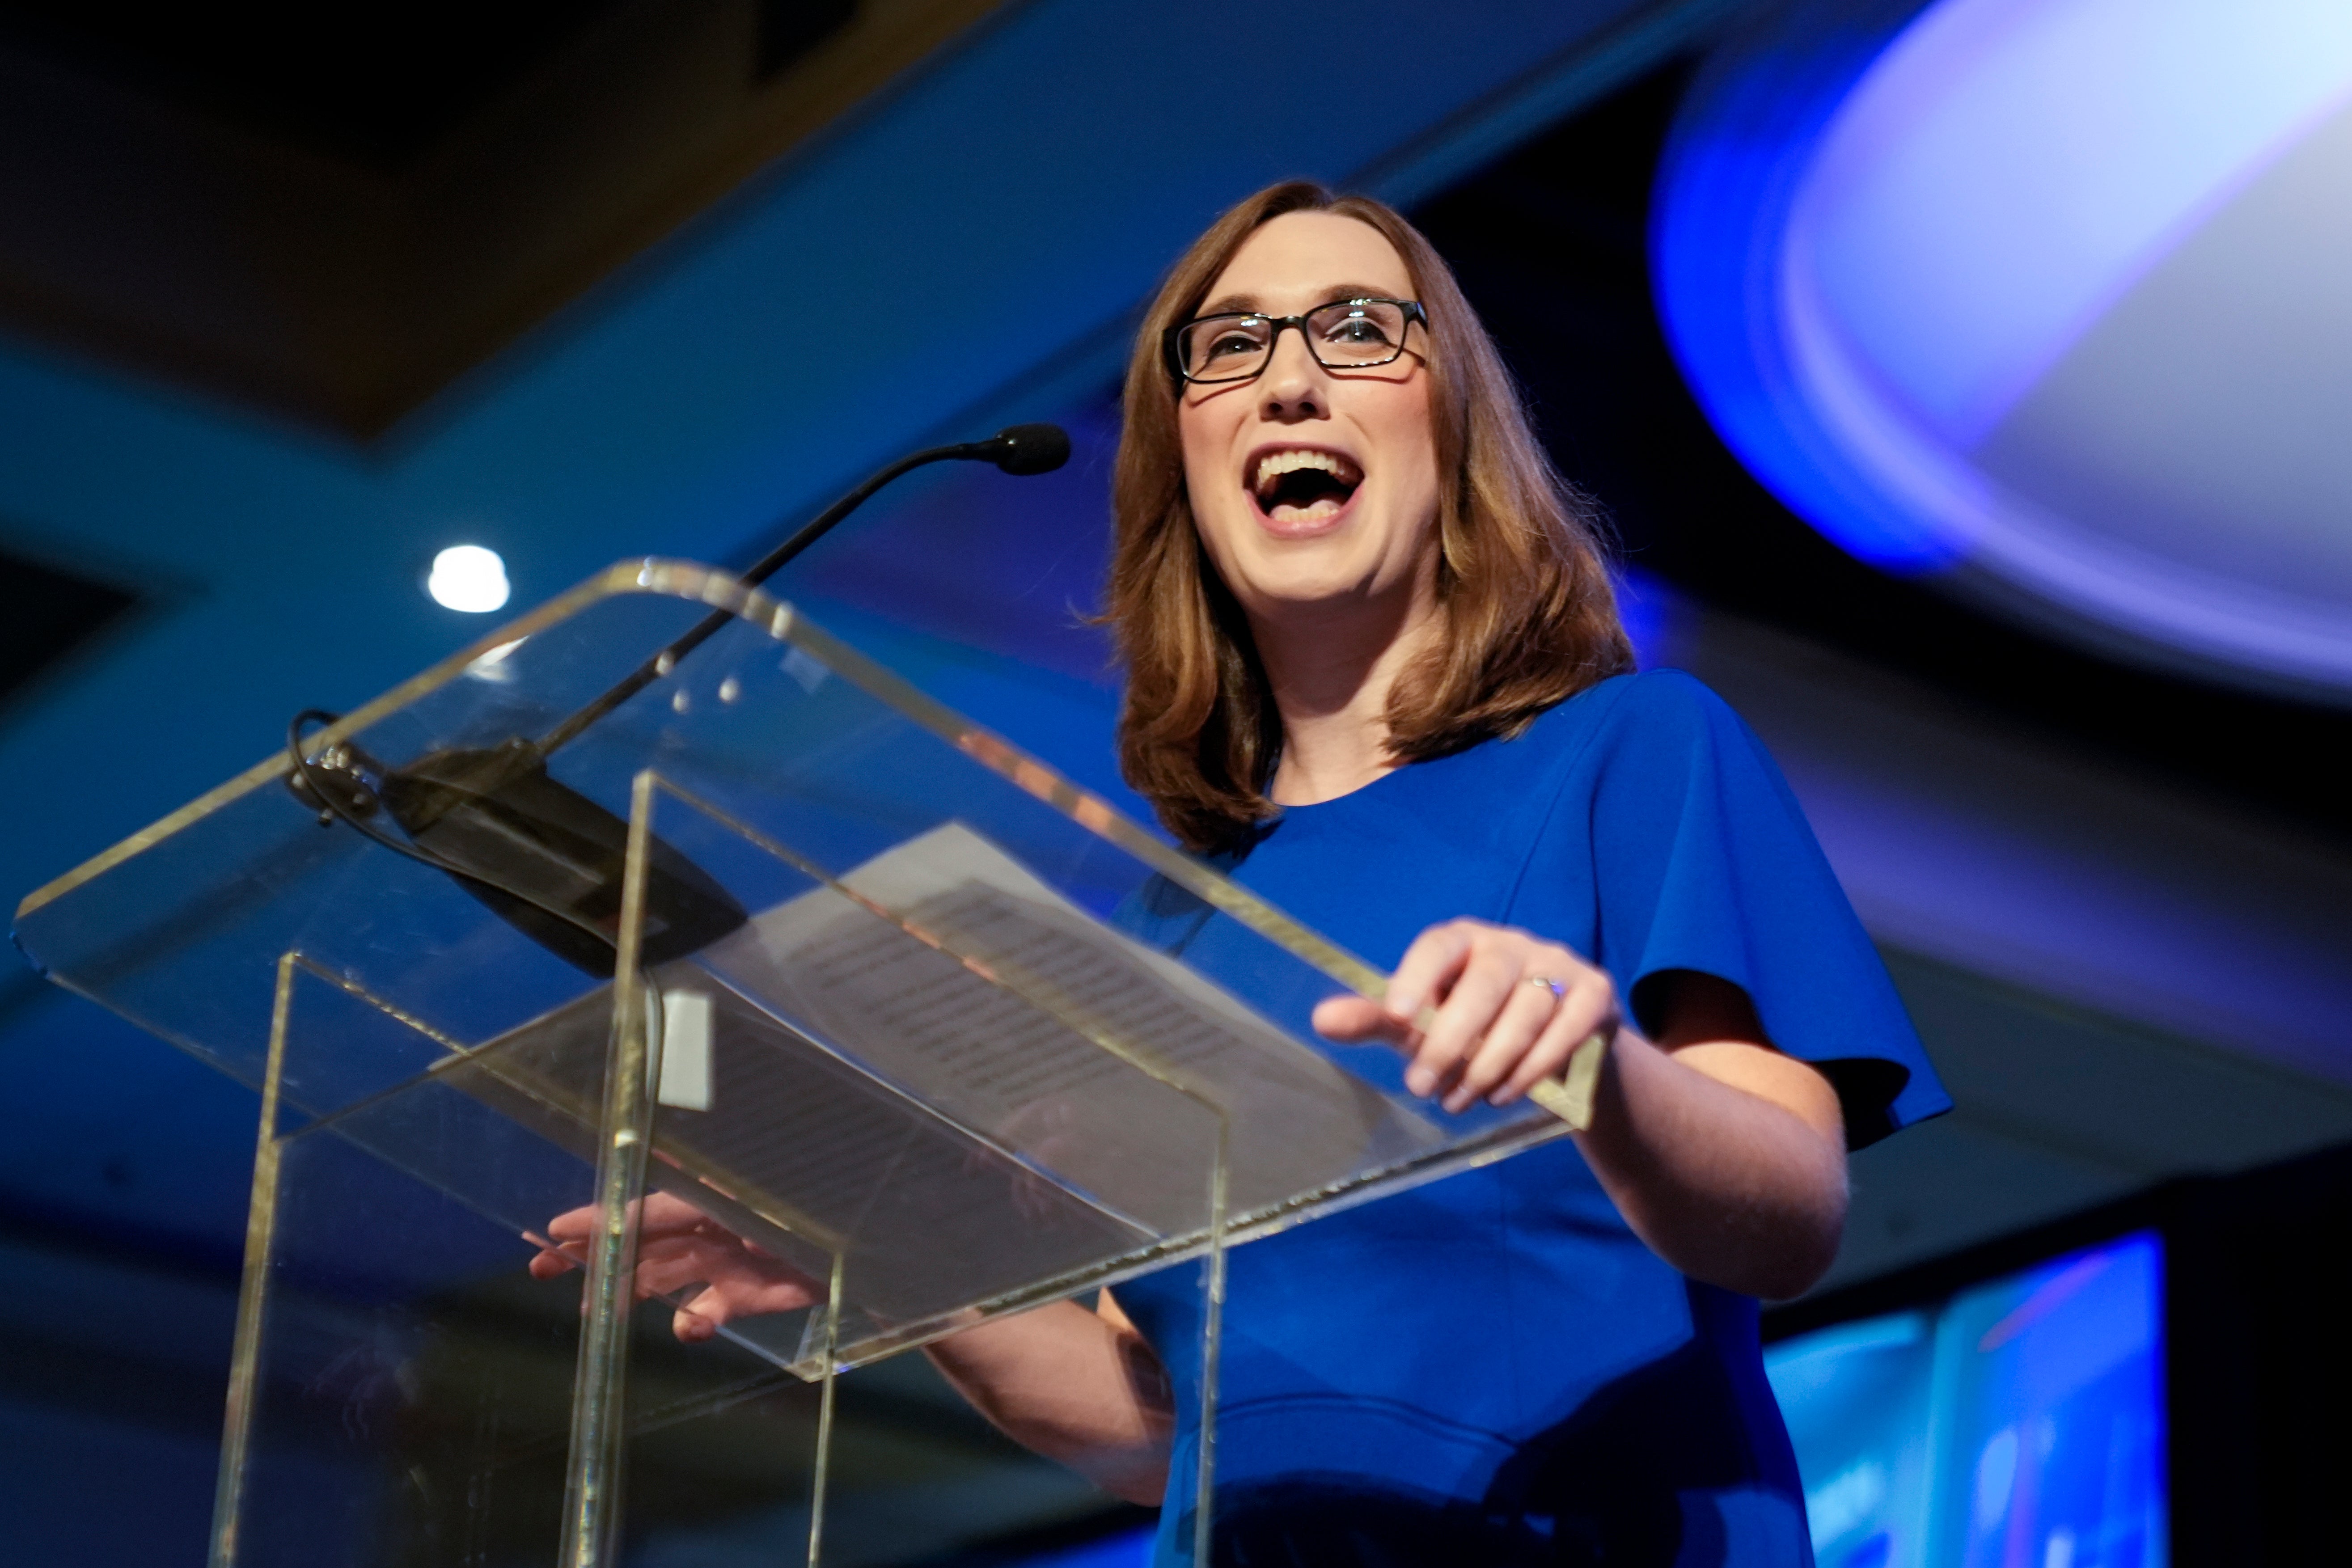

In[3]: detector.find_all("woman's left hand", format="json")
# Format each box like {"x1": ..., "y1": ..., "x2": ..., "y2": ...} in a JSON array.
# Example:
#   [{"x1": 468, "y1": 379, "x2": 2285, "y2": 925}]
[
  {"x1": 528, "y1": 1192, "x2": 822, "y2": 1343},
  {"x1": 1312, "y1": 917, "x2": 1619, "y2": 1114}
]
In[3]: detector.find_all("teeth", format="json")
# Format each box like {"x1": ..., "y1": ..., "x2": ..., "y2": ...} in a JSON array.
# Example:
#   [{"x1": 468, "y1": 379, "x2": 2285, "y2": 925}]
[{"x1": 1252, "y1": 449, "x2": 1362, "y2": 494}]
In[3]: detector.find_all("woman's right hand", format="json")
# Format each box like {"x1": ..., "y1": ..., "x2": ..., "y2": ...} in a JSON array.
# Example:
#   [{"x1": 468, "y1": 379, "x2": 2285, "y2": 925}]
[{"x1": 528, "y1": 1191, "x2": 823, "y2": 1343}]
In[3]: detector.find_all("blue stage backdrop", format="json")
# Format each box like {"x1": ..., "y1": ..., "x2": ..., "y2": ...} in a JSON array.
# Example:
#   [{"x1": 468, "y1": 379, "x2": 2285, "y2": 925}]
[{"x1": 1766, "y1": 1233, "x2": 2165, "y2": 1568}]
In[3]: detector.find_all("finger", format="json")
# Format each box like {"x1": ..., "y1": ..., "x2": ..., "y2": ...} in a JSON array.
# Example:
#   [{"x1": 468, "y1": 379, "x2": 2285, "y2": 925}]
[
  {"x1": 1497, "y1": 978, "x2": 1618, "y2": 1105},
  {"x1": 1383, "y1": 920, "x2": 1486, "y2": 1023},
  {"x1": 745, "y1": 1280, "x2": 822, "y2": 1312},
  {"x1": 1446, "y1": 970, "x2": 1566, "y2": 1112},
  {"x1": 1494, "y1": 1006, "x2": 1592, "y2": 1106},
  {"x1": 674, "y1": 1295, "x2": 720, "y2": 1343},
  {"x1": 627, "y1": 1243, "x2": 715, "y2": 1291},
  {"x1": 637, "y1": 1191, "x2": 715, "y2": 1232},
  {"x1": 548, "y1": 1194, "x2": 717, "y2": 1253},
  {"x1": 546, "y1": 1196, "x2": 660, "y2": 1244},
  {"x1": 1406, "y1": 938, "x2": 1521, "y2": 1099},
  {"x1": 634, "y1": 1257, "x2": 715, "y2": 1302},
  {"x1": 629, "y1": 1238, "x2": 727, "y2": 1296},
  {"x1": 672, "y1": 1276, "x2": 790, "y2": 1341},
  {"x1": 523, "y1": 1230, "x2": 577, "y2": 1278},
  {"x1": 1313, "y1": 995, "x2": 1415, "y2": 1044}
]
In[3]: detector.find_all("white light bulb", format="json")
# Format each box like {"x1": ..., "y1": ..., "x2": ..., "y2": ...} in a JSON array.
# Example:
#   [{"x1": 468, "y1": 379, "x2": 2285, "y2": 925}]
[{"x1": 427, "y1": 545, "x2": 511, "y2": 613}]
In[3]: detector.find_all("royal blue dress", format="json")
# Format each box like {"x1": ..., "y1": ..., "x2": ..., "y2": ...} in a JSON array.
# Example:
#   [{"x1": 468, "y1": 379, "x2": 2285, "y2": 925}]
[{"x1": 1111, "y1": 670, "x2": 1949, "y2": 1567}]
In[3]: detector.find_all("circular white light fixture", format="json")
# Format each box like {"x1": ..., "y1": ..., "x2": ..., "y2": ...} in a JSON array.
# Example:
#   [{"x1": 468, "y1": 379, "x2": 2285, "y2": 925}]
[{"x1": 427, "y1": 545, "x2": 511, "y2": 613}]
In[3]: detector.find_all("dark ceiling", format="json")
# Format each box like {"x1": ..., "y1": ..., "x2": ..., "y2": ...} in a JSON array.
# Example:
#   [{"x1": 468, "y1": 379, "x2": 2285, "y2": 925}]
[
  {"x1": 1415, "y1": 60, "x2": 2352, "y2": 850},
  {"x1": 0, "y1": 2, "x2": 625, "y2": 167},
  {"x1": 0, "y1": 545, "x2": 133, "y2": 711},
  {"x1": 0, "y1": 0, "x2": 984, "y2": 436}
]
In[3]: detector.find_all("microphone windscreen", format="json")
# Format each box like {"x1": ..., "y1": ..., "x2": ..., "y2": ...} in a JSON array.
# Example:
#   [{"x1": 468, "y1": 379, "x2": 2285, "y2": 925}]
[{"x1": 992, "y1": 423, "x2": 1071, "y2": 476}]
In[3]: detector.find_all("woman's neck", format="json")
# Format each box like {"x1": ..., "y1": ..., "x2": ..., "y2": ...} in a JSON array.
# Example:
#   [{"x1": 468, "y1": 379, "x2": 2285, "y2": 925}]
[{"x1": 1254, "y1": 580, "x2": 1442, "y2": 807}]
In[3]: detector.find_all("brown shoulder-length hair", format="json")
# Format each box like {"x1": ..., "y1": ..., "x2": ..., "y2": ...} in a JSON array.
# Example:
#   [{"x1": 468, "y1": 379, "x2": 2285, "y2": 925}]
[{"x1": 1106, "y1": 180, "x2": 1634, "y2": 854}]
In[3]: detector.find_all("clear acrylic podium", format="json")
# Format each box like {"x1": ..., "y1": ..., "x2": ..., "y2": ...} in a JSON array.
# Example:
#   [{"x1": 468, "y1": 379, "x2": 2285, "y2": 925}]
[{"x1": 12, "y1": 562, "x2": 1596, "y2": 1568}]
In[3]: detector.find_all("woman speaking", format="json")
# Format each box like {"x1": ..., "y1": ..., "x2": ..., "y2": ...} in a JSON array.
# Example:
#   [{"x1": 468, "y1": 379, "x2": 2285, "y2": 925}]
[{"x1": 541, "y1": 181, "x2": 1948, "y2": 1565}]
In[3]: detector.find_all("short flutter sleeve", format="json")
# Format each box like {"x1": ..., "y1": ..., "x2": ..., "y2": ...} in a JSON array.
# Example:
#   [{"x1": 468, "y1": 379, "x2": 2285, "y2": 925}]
[{"x1": 1554, "y1": 671, "x2": 1947, "y2": 1147}]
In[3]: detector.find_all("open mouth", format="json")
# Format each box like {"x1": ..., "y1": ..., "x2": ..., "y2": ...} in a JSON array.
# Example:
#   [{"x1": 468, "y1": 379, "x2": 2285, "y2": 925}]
[{"x1": 1250, "y1": 448, "x2": 1363, "y2": 525}]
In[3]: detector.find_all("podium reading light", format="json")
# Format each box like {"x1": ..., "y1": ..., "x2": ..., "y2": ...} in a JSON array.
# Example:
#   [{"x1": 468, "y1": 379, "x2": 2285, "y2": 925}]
[{"x1": 286, "y1": 424, "x2": 1073, "y2": 976}]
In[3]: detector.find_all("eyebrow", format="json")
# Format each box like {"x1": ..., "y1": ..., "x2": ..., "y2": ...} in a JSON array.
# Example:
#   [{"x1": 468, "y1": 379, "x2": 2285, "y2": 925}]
[{"x1": 1195, "y1": 283, "x2": 1402, "y2": 317}]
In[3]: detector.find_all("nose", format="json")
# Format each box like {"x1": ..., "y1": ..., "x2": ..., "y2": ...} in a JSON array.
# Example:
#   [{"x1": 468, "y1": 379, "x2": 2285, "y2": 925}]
[{"x1": 1258, "y1": 325, "x2": 1327, "y2": 422}]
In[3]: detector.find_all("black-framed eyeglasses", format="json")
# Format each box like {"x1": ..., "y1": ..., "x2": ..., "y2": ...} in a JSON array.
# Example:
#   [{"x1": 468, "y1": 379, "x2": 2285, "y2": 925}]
[{"x1": 1164, "y1": 296, "x2": 1428, "y2": 386}]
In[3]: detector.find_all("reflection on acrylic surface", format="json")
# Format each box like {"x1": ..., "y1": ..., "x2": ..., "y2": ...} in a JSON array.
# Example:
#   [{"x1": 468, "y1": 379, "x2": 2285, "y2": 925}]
[{"x1": 1765, "y1": 1233, "x2": 2164, "y2": 1568}]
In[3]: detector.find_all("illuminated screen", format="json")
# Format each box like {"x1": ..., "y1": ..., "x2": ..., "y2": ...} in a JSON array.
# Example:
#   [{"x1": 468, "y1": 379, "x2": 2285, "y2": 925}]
[{"x1": 1765, "y1": 1232, "x2": 2165, "y2": 1568}]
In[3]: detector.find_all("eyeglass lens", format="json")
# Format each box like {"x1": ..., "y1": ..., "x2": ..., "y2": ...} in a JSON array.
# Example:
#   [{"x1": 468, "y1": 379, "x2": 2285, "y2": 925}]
[{"x1": 1177, "y1": 300, "x2": 1413, "y2": 383}]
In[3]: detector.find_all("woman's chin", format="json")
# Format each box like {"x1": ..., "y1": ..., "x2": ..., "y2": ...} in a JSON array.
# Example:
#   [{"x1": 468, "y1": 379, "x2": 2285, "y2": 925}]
[{"x1": 1239, "y1": 565, "x2": 1395, "y2": 616}]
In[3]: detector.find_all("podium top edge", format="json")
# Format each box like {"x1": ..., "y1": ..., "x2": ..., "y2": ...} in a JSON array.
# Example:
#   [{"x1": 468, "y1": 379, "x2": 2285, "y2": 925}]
[
  {"x1": 13, "y1": 559, "x2": 1389, "y2": 1017},
  {"x1": 15, "y1": 560, "x2": 753, "y2": 922}
]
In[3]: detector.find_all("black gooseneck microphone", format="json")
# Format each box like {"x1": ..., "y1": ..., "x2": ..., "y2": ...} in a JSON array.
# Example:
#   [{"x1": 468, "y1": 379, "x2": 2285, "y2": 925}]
[
  {"x1": 537, "y1": 422, "x2": 1070, "y2": 754},
  {"x1": 287, "y1": 423, "x2": 1071, "y2": 976}
]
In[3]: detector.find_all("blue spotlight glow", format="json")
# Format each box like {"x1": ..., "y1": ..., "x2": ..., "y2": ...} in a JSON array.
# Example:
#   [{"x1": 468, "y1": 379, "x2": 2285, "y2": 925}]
[{"x1": 1656, "y1": 0, "x2": 2352, "y2": 694}]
